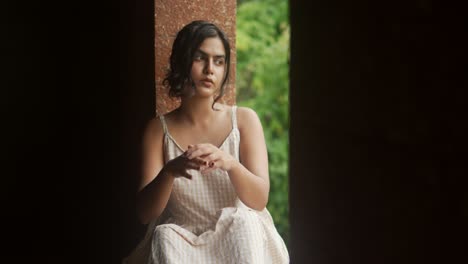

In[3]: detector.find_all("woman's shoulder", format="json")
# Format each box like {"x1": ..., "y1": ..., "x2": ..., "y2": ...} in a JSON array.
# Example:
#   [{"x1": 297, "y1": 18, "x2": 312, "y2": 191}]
[
  {"x1": 234, "y1": 105, "x2": 262, "y2": 131},
  {"x1": 157, "y1": 107, "x2": 181, "y2": 126},
  {"x1": 235, "y1": 105, "x2": 257, "y2": 116},
  {"x1": 159, "y1": 107, "x2": 179, "y2": 119},
  {"x1": 143, "y1": 114, "x2": 165, "y2": 139},
  {"x1": 215, "y1": 103, "x2": 255, "y2": 114},
  {"x1": 216, "y1": 104, "x2": 258, "y2": 120}
]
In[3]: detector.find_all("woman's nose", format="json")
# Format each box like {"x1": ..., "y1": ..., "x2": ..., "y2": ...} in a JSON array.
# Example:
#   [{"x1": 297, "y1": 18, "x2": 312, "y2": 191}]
[{"x1": 204, "y1": 60, "x2": 214, "y2": 75}]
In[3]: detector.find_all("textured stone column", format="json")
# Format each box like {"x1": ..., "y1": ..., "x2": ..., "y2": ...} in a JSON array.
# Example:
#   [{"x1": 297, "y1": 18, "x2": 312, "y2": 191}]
[{"x1": 155, "y1": 0, "x2": 237, "y2": 115}]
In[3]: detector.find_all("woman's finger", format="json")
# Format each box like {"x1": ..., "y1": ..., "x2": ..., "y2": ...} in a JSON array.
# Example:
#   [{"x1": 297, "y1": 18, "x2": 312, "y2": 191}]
[
  {"x1": 194, "y1": 158, "x2": 207, "y2": 166},
  {"x1": 201, "y1": 162, "x2": 218, "y2": 173},
  {"x1": 200, "y1": 160, "x2": 218, "y2": 172},
  {"x1": 203, "y1": 152, "x2": 219, "y2": 162},
  {"x1": 201, "y1": 167, "x2": 215, "y2": 174},
  {"x1": 209, "y1": 159, "x2": 219, "y2": 168},
  {"x1": 181, "y1": 171, "x2": 192, "y2": 179},
  {"x1": 185, "y1": 161, "x2": 200, "y2": 170},
  {"x1": 190, "y1": 157, "x2": 208, "y2": 167},
  {"x1": 186, "y1": 144, "x2": 214, "y2": 159},
  {"x1": 187, "y1": 148, "x2": 209, "y2": 159}
]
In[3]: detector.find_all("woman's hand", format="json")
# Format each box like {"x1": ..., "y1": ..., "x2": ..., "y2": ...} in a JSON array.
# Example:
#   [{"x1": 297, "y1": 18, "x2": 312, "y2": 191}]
[
  {"x1": 185, "y1": 144, "x2": 237, "y2": 173},
  {"x1": 164, "y1": 152, "x2": 206, "y2": 179}
]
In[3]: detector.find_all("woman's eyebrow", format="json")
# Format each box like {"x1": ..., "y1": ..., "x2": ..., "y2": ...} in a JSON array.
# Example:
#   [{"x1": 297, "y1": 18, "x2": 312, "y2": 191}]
[{"x1": 196, "y1": 49, "x2": 225, "y2": 58}]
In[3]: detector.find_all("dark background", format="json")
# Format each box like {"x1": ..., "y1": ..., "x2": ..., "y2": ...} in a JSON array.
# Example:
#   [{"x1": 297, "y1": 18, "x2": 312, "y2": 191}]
[
  {"x1": 2, "y1": 0, "x2": 466, "y2": 263},
  {"x1": 289, "y1": 1, "x2": 467, "y2": 263}
]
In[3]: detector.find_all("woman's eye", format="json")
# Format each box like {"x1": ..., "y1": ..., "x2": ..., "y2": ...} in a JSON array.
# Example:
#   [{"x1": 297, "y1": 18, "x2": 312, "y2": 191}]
[{"x1": 215, "y1": 59, "x2": 225, "y2": 65}]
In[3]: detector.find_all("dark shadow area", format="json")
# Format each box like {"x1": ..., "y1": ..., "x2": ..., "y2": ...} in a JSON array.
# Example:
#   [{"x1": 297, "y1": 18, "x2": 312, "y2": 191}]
[
  {"x1": 290, "y1": 0, "x2": 467, "y2": 263},
  {"x1": 3, "y1": 0, "x2": 153, "y2": 262}
]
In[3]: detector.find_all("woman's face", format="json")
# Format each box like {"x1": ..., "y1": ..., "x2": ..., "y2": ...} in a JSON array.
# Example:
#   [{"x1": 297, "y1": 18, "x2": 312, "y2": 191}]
[{"x1": 189, "y1": 36, "x2": 226, "y2": 98}]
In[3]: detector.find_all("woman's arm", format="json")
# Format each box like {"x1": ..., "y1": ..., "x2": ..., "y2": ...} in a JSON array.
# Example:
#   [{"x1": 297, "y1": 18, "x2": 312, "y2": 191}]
[
  {"x1": 136, "y1": 118, "x2": 172, "y2": 224},
  {"x1": 136, "y1": 118, "x2": 201, "y2": 224},
  {"x1": 229, "y1": 107, "x2": 270, "y2": 210},
  {"x1": 186, "y1": 107, "x2": 270, "y2": 211}
]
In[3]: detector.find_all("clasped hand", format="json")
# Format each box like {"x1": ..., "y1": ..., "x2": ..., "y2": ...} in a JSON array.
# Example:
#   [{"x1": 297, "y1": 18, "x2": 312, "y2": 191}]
[{"x1": 166, "y1": 143, "x2": 236, "y2": 179}]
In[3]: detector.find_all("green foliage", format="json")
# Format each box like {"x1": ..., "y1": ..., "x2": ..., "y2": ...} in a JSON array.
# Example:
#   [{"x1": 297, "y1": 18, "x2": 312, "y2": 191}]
[{"x1": 236, "y1": 0, "x2": 290, "y2": 245}]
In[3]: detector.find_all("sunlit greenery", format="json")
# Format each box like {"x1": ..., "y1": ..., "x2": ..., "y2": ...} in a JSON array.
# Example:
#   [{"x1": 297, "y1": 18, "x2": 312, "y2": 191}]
[{"x1": 236, "y1": 0, "x2": 290, "y2": 245}]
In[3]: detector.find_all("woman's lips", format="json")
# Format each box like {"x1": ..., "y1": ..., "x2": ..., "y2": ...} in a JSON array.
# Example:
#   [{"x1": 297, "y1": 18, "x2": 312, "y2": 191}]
[{"x1": 201, "y1": 79, "x2": 213, "y2": 87}]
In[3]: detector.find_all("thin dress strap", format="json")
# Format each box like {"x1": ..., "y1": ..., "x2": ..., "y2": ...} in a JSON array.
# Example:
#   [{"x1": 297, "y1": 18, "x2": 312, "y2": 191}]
[
  {"x1": 159, "y1": 115, "x2": 168, "y2": 134},
  {"x1": 231, "y1": 105, "x2": 238, "y2": 130}
]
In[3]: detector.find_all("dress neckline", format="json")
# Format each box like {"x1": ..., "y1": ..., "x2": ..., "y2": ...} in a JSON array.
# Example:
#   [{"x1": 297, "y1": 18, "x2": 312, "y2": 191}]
[
  {"x1": 165, "y1": 127, "x2": 237, "y2": 153},
  {"x1": 161, "y1": 105, "x2": 238, "y2": 153}
]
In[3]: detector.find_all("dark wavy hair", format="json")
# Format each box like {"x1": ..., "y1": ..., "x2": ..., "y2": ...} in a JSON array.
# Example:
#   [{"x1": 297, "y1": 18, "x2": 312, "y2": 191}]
[{"x1": 163, "y1": 20, "x2": 231, "y2": 106}]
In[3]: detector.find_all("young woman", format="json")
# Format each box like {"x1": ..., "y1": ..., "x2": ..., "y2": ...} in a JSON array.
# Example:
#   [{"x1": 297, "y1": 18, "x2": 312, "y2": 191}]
[{"x1": 123, "y1": 20, "x2": 289, "y2": 263}]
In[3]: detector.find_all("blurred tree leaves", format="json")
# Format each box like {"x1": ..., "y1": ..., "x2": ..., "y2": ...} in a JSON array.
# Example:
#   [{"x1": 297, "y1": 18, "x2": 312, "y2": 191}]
[{"x1": 236, "y1": 0, "x2": 290, "y2": 245}]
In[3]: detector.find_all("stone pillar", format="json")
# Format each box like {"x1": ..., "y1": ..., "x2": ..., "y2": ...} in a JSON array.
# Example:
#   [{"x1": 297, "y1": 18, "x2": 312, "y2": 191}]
[{"x1": 155, "y1": 0, "x2": 237, "y2": 115}]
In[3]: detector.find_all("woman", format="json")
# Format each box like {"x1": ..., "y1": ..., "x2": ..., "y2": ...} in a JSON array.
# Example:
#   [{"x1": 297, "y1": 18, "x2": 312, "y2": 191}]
[{"x1": 124, "y1": 20, "x2": 289, "y2": 263}]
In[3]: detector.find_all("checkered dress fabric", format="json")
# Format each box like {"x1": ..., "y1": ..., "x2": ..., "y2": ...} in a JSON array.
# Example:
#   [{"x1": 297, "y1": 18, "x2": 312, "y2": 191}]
[{"x1": 123, "y1": 106, "x2": 289, "y2": 264}]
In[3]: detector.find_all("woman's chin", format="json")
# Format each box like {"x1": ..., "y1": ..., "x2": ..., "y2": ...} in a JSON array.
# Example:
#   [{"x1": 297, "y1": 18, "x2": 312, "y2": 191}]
[{"x1": 194, "y1": 86, "x2": 216, "y2": 98}]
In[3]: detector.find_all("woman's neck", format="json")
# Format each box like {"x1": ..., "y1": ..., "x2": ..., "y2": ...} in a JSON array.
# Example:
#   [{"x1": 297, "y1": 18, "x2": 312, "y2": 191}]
[{"x1": 178, "y1": 96, "x2": 218, "y2": 125}]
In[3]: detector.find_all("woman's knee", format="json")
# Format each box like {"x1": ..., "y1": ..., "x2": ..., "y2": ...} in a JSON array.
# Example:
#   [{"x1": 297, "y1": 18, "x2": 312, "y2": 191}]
[
  {"x1": 232, "y1": 209, "x2": 265, "y2": 238},
  {"x1": 152, "y1": 225, "x2": 174, "y2": 251}
]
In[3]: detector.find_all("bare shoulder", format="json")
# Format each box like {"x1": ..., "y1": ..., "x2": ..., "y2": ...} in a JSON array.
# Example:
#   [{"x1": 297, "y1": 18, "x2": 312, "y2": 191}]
[
  {"x1": 236, "y1": 106, "x2": 263, "y2": 131},
  {"x1": 143, "y1": 115, "x2": 164, "y2": 143},
  {"x1": 214, "y1": 102, "x2": 232, "y2": 112},
  {"x1": 213, "y1": 102, "x2": 235, "y2": 121},
  {"x1": 161, "y1": 107, "x2": 180, "y2": 124}
]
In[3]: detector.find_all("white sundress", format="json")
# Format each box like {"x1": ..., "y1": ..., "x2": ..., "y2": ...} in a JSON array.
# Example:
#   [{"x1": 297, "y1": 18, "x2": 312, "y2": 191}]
[{"x1": 123, "y1": 106, "x2": 289, "y2": 264}]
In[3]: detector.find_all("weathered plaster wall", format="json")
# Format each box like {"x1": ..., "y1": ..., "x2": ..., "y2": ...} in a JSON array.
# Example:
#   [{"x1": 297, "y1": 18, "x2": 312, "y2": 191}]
[{"x1": 155, "y1": 0, "x2": 237, "y2": 115}]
